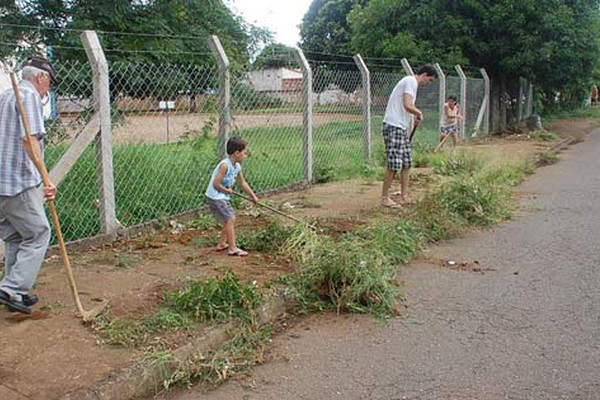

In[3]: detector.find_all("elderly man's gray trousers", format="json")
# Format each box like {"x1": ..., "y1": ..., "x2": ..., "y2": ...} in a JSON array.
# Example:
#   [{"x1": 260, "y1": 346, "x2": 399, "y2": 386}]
[{"x1": 0, "y1": 185, "x2": 50, "y2": 301}]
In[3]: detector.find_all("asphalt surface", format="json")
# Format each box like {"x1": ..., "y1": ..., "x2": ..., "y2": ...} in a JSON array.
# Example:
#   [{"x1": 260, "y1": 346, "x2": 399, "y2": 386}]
[{"x1": 160, "y1": 134, "x2": 600, "y2": 400}]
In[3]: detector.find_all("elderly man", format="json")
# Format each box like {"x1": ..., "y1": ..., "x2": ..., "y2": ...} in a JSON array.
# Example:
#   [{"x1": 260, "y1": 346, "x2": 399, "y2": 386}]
[{"x1": 0, "y1": 56, "x2": 58, "y2": 314}]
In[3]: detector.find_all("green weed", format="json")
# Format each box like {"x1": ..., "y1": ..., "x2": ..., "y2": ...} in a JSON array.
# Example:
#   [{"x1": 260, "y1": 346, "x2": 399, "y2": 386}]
[
  {"x1": 433, "y1": 151, "x2": 484, "y2": 176},
  {"x1": 537, "y1": 150, "x2": 560, "y2": 166},
  {"x1": 285, "y1": 235, "x2": 401, "y2": 319},
  {"x1": 236, "y1": 219, "x2": 293, "y2": 252},
  {"x1": 188, "y1": 211, "x2": 217, "y2": 231},
  {"x1": 435, "y1": 175, "x2": 512, "y2": 227},
  {"x1": 280, "y1": 223, "x2": 322, "y2": 263},
  {"x1": 530, "y1": 130, "x2": 560, "y2": 142},
  {"x1": 155, "y1": 325, "x2": 272, "y2": 390},
  {"x1": 97, "y1": 270, "x2": 261, "y2": 349},
  {"x1": 165, "y1": 270, "x2": 261, "y2": 324},
  {"x1": 351, "y1": 219, "x2": 422, "y2": 265},
  {"x1": 409, "y1": 195, "x2": 464, "y2": 242},
  {"x1": 480, "y1": 161, "x2": 534, "y2": 187},
  {"x1": 97, "y1": 309, "x2": 192, "y2": 348}
]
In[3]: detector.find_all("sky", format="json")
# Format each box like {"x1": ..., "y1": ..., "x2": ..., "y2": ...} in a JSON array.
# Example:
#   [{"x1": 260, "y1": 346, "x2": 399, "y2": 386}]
[{"x1": 229, "y1": 0, "x2": 313, "y2": 47}]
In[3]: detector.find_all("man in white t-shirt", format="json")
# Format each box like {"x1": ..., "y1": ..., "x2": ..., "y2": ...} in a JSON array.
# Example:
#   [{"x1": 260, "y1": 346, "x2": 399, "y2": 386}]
[{"x1": 381, "y1": 65, "x2": 437, "y2": 208}]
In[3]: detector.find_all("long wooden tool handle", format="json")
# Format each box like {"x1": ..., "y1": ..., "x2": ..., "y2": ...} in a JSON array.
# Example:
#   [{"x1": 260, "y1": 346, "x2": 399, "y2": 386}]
[
  {"x1": 234, "y1": 191, "x2": 307, "y2": 225},
  {"x1": 409, "y1": 124, "x2": 418, "y2": 142},
  {"x1": 434, "y1": 130, "x2": 451, "y2": 153},
  {"x1": 9, "y1": 72, "x2": 86, "y2": 315},
  {"x1": 9, "y1": 74, "x2": 52, "y2": 185}
]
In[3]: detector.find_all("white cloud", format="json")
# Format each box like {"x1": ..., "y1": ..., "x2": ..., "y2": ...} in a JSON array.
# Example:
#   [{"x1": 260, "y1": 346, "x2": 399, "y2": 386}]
[{"x1": 230, "y1": 0, "x2": 313, "y2": 47}]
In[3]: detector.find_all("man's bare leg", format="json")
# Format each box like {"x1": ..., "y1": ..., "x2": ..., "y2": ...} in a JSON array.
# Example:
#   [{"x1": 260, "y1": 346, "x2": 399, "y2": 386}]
[
  {"x1": 381, "y1": 169, "x2": 401, "y2": 207},
  {"x1": 400, "y1": 168, "x2": 411, "y2": 204}
]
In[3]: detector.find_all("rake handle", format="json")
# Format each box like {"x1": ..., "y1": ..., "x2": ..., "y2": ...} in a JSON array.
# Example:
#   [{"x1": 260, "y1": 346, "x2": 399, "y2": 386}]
[
  {"x1": 409, "y1": 122, "x2": 418, "y2": 143},
  {"x1": 233, "y1": 191, "x2": 307, "y2": 225}
]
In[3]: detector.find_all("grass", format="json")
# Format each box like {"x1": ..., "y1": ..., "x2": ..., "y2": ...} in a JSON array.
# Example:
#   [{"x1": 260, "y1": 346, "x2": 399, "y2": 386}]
[{"x1": 543, "y1": 105, "x2": 600, "y2": 121}]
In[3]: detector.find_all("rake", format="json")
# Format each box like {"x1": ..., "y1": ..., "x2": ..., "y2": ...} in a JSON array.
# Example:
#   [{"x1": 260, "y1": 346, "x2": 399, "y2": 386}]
[{"x1": 234, "y1": 191, "x2": 315, "y2": 229}]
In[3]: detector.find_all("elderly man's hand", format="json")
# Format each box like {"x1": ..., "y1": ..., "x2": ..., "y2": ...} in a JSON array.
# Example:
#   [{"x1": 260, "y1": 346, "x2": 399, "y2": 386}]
[{"x1": 43, "y1": 184, "x2": 57, "y2": 201}]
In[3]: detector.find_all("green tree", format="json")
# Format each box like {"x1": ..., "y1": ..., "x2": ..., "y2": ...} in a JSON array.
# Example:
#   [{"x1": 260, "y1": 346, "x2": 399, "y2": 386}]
[
  {"x1": 0, "y1": 0, "x2": 267, "y2": 65},
  {"x1": 347, "y1": 0, "x2": 600, "y2": 109},
  {"x1": 300, "y1": 0, "x2": 368, "y2": 59},
  {"x1": 251, "y1": 43, "x2": 298, "y2": 70}
]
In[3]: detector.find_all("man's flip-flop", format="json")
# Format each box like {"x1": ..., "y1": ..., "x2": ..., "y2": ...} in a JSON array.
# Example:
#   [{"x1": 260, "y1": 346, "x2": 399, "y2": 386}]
[
  {"x1": 228, "y1": 249, "x2": 248, "y2": 257},
  {"x1": 216, "y1": 244, "x2": 229, "y2": 252}
]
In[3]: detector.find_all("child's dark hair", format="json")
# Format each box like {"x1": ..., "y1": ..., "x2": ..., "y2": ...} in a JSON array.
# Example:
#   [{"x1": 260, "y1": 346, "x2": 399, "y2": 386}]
[
  {"x1": 227, "y1": 136, "x2": 247, "y2": 155},
  {"x1": 448, "y1": 95, "x2": 458, "y2": 102}
]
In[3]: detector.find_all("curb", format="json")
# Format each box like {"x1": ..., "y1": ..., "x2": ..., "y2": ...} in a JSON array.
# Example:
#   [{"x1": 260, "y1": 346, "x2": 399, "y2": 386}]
[{"x1": 58, "y1": 290, "x2": 289, "y2": 400}]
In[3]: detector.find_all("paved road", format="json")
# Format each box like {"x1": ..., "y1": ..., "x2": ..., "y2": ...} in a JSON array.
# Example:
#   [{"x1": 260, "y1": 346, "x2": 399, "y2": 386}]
[{"x1": 161, "y1": 133, "x2": 600, "y2": 400}]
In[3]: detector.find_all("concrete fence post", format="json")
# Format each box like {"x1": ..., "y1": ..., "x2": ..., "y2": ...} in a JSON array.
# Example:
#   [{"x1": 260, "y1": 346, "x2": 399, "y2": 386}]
[
  {"x1": 353, "y1": 54, "x2": 372, "y2": 163},
  {"x1": 401, "y1": 58, "x2": 414, "y2": 76},
  {"x1": 81, "y1": 30, "x2": 117, "y2": 235},
  {"x1": 208, "y1": 35, "x2": 230, "y2": 158},
  {"x1": 455, "y1": 65, "x2": 467, "y2": 138},
  {"x1": 434, "y1": 63, "x2": 446, "y2": 134},
  {"x1": 294, "y1": 48, "x2": 313, "y2": 184}
]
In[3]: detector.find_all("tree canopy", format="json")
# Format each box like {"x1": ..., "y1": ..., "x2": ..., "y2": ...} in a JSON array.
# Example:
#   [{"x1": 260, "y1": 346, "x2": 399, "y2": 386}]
[
  {"x1": 299, "y1": 0, "x2": 368, "y2": 61},
  {"x1": 0, "y1": 0, "x2": 270, "y2": 65},
  {"x1": 299, "y1": 0, "x2": 600, "y2": 108},
  {"x1": 251, "y1": 43, "x2": 298, "y2": 70}
]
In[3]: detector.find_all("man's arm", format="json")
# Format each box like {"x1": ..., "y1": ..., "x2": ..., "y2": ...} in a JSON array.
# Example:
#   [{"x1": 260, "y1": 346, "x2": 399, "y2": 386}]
[
  {"x1": 23, "y1": 135, "x2": 56, "y2": 200},
  {"x1": 403, "y1": 93, "x2": 423, "y2": 125}
]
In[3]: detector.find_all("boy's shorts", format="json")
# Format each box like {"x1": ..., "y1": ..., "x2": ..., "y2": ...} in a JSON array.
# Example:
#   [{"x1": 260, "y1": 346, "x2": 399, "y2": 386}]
[
  {"x1": 206, "y1": 197, "x2": 234, "y2": 223},
  {"x1": 382, "y1": 122, "x2": 411, "y2": 171},
  {"x1": 440, "y1": 125, "x2": 458, "y2": 135}
]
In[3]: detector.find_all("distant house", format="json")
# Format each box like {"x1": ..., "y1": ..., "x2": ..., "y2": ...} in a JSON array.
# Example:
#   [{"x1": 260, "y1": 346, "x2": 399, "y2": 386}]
[{"x1": 247, "y1": 67, "x2": 303, "y2": 102}]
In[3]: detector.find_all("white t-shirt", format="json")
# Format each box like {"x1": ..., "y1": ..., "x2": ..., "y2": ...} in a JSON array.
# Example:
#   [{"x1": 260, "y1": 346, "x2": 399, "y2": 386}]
[{"x1": 383, "y1": 75, "x2": 418, "y2": 130}]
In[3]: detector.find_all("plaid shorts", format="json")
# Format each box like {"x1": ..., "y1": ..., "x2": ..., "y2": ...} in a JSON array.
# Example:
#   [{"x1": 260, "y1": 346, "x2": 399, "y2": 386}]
[{"x1": 382, "y1": 122, "x2": 412, "y2": 171}]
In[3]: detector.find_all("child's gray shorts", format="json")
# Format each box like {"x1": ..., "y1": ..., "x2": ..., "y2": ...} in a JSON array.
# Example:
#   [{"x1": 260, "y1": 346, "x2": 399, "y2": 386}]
[{"x1": 206, "y1": 197, "x2": 235, "y2": 223}]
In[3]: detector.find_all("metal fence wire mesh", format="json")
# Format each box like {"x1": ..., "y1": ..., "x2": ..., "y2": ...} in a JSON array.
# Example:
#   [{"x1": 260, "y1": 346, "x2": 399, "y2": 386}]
[
  {"x1": 33, "y1": 33, "x2": 500, "y2": 245},
  {"x1": 231, "y1": 59, "x2": 306, "y2": 193},
  {"x1": 45, "y1": 60, "x2": 99, "y2": 242}
]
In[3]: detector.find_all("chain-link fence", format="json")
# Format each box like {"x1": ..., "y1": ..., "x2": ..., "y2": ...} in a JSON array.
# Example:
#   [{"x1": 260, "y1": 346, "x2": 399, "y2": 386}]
[{"x1": 14, "y1": 31, "x2": 531, "y2": 246}]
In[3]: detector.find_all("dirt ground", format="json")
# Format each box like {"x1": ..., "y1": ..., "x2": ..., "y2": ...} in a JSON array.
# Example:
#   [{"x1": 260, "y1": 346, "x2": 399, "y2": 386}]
[{"x1": 0, "y1": 118, "x2": 597, "y2": 400}]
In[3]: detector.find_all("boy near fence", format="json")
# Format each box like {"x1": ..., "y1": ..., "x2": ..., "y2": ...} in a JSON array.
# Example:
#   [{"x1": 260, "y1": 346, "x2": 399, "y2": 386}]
[
  {"x1": 205, "y1": 137, "x2": 258, "y2": 257},
  {"x1": 438, "y1": 95, "x2": 462, "y2": 149}
]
